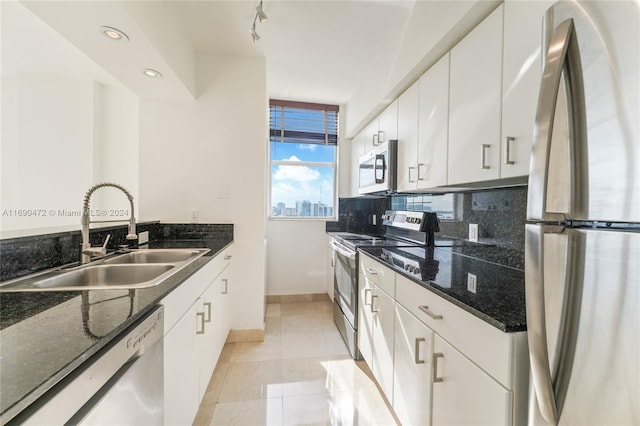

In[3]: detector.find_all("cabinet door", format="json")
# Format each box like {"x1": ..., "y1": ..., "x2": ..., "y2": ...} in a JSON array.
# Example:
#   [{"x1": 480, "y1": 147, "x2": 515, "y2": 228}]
[
  {"x1": 213, "y1": 264, "x2": 232, "y2": 359},
  {"x1": 417, "y1": 53, "x2": 450, "y2": 189},
  {"x1": 164, "y1": 303, "x2": 200, "y2": 426},
  {"x1": 393, "y1": 304, "x2": 433, "y2": 426},
  {"x1": 378, "y1": 100, "x2": 398, "y2": 143},
  {"x1": 448, "y1": 5, "x2": 503, "y2": 185},
  {"x1": 397, "y1": 81, "x2": 420, "y2": 192},
  {"x1": 327, "y1": 240, "x2": 335, "y2": 299},
  {"x1": 365, "y1": 119, "x2": 380, "y2": 150},
  {"x1": 197, "y1": 281, "x2": 217, "y2": 400},
  {"x1": 371, "y1": 285, "x2": 395, "y2": 401},
  {"x1": 357, "y1": 273, "x2": 374, "y2": 367},
  {"x1": 432, "y1": 335, "x2": 512, "y2": 426},
  {"x1": 350, "y1": 130, "x2": 366, "y2": 196},
  {"x1": 501, "y1": 0, "x2": 555, "y2": 178}
]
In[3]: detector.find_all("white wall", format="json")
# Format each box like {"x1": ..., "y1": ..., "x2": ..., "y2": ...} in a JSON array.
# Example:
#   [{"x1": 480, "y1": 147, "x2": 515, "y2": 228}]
[
  {"x1": 138, "y1": 53, "x2": 267, "y2": 331},
  {"x1": 0, "y1": 1, "x2": 139, "y2": 236},
  {"x1": 266, "y1": 220, "x2": 329, "y2": 295},
  {"x1": 1, "y1": 73, "x2": 95, "y2": 231}
]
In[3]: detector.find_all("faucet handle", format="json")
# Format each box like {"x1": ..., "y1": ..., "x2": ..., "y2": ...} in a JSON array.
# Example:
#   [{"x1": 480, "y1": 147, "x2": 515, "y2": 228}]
[
  {"x1": 102, "y1": 234, "x2": 111, "y2": 250},
  {"x1": 83, "y1": 234, "x2": 111, "y2": 258}
]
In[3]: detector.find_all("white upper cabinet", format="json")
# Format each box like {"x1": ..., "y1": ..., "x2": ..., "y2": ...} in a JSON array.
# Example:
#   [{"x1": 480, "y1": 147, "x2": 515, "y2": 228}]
[
  {"x1": 397, "y1": 80, "x2": 420, "y2": 192},
  {"x1": 365, "y1": 100, "x2": 399, "y2": 150},
  {"x1": 448, "y1": 5, "x2": 504, "y2": 185},
  {"x1": 378, "y1": 100, "x2": 398, "y2": 144},
  {"x1": 350, "y1": 130, "x2": 366, "y2": 196},
  {"x1": 397, "y1": 53, "x2": 449, "y2": 192},
  {"x1": 417, "y1": 53, "x2": 450, "y2": 189},
  {"x1": 501, "y1": 0, "x2": 555, "y2": 178}
]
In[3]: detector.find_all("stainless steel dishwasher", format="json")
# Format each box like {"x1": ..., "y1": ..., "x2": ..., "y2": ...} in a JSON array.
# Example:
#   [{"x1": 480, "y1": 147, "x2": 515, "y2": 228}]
[{"x1": 16, "y1": 305, "x2": 164, "y2": 425}]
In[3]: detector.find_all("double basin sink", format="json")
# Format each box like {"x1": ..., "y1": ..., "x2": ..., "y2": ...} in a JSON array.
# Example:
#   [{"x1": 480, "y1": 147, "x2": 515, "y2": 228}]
[{"x1": 0, "y1": 248, "x2": 210, "y2": 292}]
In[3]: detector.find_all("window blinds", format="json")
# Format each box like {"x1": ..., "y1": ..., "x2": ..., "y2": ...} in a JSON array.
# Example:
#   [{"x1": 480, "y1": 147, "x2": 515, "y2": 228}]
[{"x1": 269, "y1": 99, "x2": 339, "y2": 145}]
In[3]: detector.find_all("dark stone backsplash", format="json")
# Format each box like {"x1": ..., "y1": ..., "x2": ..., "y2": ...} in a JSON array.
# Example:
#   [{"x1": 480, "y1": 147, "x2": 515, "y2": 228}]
[
  {"x1": 331, "y1": 187, "x2": 527, "y2": 252},
  {"x1": 325, "y1": 197, "x2": 390, "y2": 234},
  {"x1": 0, "y1": 223, "x2": 233, "y2": 282}
]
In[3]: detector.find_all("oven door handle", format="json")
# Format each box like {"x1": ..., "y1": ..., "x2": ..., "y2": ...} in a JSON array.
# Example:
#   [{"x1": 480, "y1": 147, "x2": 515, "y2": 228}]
[{"x1": 330, "y1": 241, "x2": 356, "y2": 259}]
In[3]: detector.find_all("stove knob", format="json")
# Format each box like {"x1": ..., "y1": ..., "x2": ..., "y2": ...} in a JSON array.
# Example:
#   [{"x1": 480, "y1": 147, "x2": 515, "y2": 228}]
[{"x1": 416, "y1": 218, "x2": 422, "y2": 224}]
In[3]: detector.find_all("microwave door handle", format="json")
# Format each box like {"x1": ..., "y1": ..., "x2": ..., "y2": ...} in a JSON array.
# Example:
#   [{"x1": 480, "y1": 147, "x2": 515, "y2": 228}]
[{"x1": 374, "y1": 154, "x2": 386, "y2": 184}]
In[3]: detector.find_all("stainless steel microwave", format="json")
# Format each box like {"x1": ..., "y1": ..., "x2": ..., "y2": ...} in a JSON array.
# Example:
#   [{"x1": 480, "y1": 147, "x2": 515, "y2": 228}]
[{"x1": 358, "y1": 140, "x2": 398, "y2": 195}]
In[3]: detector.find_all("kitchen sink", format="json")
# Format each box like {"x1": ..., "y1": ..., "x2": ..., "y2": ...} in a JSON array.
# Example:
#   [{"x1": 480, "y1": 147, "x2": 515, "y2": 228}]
[
  {"x1": 104, "y1": 249, "x2": 204, "y2": 264},
  {"x1": 0, "y1": 248, "x2": 210, "y2": 293}
]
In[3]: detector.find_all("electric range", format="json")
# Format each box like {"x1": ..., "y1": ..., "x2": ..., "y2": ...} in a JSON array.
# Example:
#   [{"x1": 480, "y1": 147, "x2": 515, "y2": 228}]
[{"x1": 329, "y1": 210, "x2": 445, "y2": 359}]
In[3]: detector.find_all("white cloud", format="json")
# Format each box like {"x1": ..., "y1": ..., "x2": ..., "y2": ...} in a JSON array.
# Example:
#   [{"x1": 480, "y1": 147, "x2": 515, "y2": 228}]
[
  {"x1": 273, "y1": 162, "x2": 320, "y2": 182},
  {"x1": 298, "y1": 144, "x2": 317, "y2": 151}
]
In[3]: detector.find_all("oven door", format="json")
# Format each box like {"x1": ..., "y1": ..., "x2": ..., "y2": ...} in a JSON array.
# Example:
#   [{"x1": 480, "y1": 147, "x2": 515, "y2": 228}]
[{"x1": 331, "y1": 240, "x2": 358, "y2": 327}]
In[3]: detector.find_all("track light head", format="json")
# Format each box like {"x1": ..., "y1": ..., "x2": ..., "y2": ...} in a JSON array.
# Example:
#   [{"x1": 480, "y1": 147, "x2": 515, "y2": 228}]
[
  {"x1": 256, "y1": 0, "x2": 268, "y2": 22},
  {"x1": 250, "y1": 21, "x2": 260, "y2": 42}
]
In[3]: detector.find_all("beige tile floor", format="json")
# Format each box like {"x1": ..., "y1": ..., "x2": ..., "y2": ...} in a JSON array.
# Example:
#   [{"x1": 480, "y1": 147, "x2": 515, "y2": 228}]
[{"x1": 193, "y1": 299, "x2": 399, "y2": 426}]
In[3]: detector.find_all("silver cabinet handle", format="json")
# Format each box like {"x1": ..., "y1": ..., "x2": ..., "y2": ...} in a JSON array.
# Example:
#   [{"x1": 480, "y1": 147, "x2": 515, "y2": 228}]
[
  {"x1": 414, "y1": 337, "x2": 426, "y2": 364},
  {"x1": 417, "y1": 163, "x2": 426, "y2": 181},
  {"x1": 527, "y1": 17, "x2": 586, "y2": 223},
  {"x1": 481, "y1": 144, "x2": 491, "y2": 169},
  {"x1": 363, "y1": 288, "x2": 372, "y2": 306},
  {"x1": 224, "y1": 254, "x2": 232, "y2": 260},
  {"x1": 408, "y1": 166, "x2": 417, "y2": 183},
  {"x1": 370, "y1": 294, "x2": 379, "y2": 313},
  {"x1": 377, "y1": 130, "x2": 385, "y2": 144},
  {"x1": 432, "y1": 352, "x2": 444, "y2": 383},
  {"x1": 365, "y1": 267, "x2": 378, "y2": 275},
  {"x1": 203, "y1": 302, "x2": 212, "y2": 323},
  {"x1": 222, "y1": 278, "x2": 229, "y2": 295},
  {"x1": 504, "y1": 136, "x2": 516, "y2": 165},
  {"x1": 419, "y1": 305, "x2": 443, "y2": 320},
  {"x1": 196, "y1": 312, "x2": 205, "y2": 334}
]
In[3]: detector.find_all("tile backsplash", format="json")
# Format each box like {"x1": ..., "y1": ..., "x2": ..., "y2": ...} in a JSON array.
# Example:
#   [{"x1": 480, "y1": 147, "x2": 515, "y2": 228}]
[
  {"x1": 391, "y1": 187, "x2": 527, "y2": 251},
  {"x1": 0, "y1": 223, "x2": 233, "y2": 282}
]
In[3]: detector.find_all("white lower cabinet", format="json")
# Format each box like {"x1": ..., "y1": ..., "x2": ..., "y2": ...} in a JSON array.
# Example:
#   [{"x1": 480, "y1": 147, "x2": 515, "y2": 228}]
[
  {"x1": 370, "y1": 285, "x2": 395, "y2": 400},
  {"x1": 431, "y1": 334, "x2": 511, "y2": 425},
  {"x1": 162, "y1": 245, "x2": 233, "y2": 426},
  {"x1": 393, "y1": 304, "x2": 433, "y2": 426},
  {"x1": 357, "y1": 256, "x2": 396, "y2": 403},
  {"x1": 164, "y1": 303, "x2": 200, "y2": 425},
  {"x1": 358, "y1": 254, "x2": 528, "y2": 426}
]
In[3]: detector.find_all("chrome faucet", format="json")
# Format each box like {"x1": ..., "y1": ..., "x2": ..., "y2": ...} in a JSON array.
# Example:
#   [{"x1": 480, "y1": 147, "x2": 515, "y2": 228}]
[{"x1": 81, "y1": 183, "x2": 138, "y2": 264}]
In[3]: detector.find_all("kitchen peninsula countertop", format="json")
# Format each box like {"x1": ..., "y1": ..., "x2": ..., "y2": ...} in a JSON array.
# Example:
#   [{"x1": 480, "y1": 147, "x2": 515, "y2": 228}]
[
  {"x1": 0, "y1": 237, "x2": 232, "y2": 424},
  {"x1": 359, "y1": 244, "x2": 526, "y2": 332}
]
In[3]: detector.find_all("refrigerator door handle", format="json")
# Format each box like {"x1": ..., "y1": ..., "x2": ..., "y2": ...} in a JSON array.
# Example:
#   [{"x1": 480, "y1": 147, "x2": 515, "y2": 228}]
[
  {"x1": 525, "y1": 224, "x2": 559, "y2": 424},
  {"x1": 527, "y1": 17, "x2": 588, "y2": 222}
]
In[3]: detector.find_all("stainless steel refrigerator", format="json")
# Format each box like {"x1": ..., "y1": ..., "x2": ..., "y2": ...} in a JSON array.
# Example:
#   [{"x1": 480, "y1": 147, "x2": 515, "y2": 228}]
[{"x1": 526, "y1": 1, "x2": 639, "y2": 425}]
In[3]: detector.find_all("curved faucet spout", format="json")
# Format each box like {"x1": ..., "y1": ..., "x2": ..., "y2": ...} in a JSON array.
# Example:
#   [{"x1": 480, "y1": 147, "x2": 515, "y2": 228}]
[{"x1": 81, "y1": 182, "x2": 137, "y2": 264}]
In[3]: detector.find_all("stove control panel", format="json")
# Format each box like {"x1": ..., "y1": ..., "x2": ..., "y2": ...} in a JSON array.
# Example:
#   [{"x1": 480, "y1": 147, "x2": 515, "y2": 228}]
[{"x1": 382, "y1": 210, "x2": 426, "y2": 231}]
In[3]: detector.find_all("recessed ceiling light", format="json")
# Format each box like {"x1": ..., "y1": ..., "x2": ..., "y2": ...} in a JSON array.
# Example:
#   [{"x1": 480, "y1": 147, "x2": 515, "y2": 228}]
[
  {"x1": 99, "y1": 26, "x2": 129, "y2": 41},
  {"x1": 143, "y1": 69, "x2": 163, "y2": 78}
]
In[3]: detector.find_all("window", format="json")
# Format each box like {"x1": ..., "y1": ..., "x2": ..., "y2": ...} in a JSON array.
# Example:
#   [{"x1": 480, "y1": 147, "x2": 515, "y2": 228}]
[{"x1": 269, "y1": 100, "x2": 338, "y2": 219}]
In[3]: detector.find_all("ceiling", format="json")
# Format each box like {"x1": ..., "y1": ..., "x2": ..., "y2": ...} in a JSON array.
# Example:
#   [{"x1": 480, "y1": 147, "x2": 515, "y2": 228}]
[
  {"x1": 166, "y1": 0, "x2": 415, "y2": 105},
  {"x1": 11, "y1": 0, "x2": 495, "y2": 133}
]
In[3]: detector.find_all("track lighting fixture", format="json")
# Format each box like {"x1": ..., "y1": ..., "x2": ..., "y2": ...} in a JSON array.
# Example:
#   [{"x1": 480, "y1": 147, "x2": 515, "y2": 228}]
[{"x1": 250, "y1": 0, "x2": 267, "y2": 42}]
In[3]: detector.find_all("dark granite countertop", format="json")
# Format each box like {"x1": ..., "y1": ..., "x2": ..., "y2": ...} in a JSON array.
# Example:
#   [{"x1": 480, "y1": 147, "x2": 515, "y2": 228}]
[
  {"x1": 359, "y1": 245, "x2": 526, "y2": 332},
  {"x1": 0, "y1": 238, "x2": 232, "y2": 424}
]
